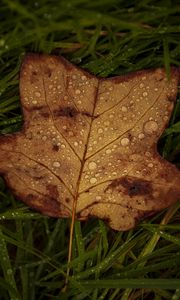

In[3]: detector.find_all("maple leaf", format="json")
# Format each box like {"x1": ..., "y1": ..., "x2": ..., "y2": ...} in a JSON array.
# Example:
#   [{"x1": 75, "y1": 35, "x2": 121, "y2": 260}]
[{"x1": 0, "y1": 53, "x2": 180, "y2": 231}]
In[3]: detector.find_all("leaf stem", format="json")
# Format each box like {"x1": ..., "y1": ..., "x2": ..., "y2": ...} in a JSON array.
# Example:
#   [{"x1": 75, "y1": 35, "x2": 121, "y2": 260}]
[{"x1": 63, "y1": 81, "x2": 100, "y2": 291}]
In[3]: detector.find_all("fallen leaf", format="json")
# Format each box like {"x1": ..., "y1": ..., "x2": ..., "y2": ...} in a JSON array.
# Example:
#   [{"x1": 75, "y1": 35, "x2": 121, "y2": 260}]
[{"x1": 0, "y1": 53, "x2": 180, "y2": 231}]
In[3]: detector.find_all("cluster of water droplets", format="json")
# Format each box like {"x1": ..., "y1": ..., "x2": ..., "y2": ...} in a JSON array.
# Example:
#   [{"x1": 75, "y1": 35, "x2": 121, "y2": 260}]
[{"x1": 80, "y1": 69, "x2": 178, "y2": 193}]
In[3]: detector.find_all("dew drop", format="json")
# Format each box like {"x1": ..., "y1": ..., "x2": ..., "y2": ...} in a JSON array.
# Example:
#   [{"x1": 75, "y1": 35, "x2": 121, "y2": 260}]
[
  {"x1": 120, "y1": 137, "x2": 130, "y2": 146},
  {"x1": 145, "y1": 151, "x2": 151, "y2": 157},
  {"x1": 106, "y1": 149, "x2": 111, "y2": 154},
  {"x1": 140, "y1": 83, "x2": 144, "y2": 88},
  {"x1": 98, "y1": 128, "x2": 103, "y2": 134},
  {"x1": 163, "y1": 116, "x2": 169, "y2": 121},
  {"x1": 74, "y1": 141, "x2": 78, "y2": 147},
  {"x1": 53, "y1": 161, "x2": 60, "y2": 168},
  {"x1": 121, "y1": 106, "x2": 127, "y2": 112},
  {"x1": 104, "y1": 121, "x2": 110, "y2": 126},
  {"x1": 42, "y1": 136, "x2": 47, "y2": 141},
  {"x1": 95, "y1": 173, "x2": 100, "y2": 177},
  {"x1": 34, "y1": 91, "x2": 41, "y2": 97},
  {"x1": 90, "y1": 177, "x2": 97, "y2": 184},
  {"x1": 75, "y1": 89, "x2": 81, "y2": 95},
  {"x1": 68, "y1": 131, "x2": 74, "y2": 137},
  {"x1": 143, "y1": 91, "x2": 148, "y2": 97},
  {"x1": 144, "y1": 120, "x2": 158, "y2": 134},
  {"x1": 96, "y1": 195, "x2": 102, "y2": 200},
  {"x1": 155, "y1": 69, "x2": 164, "y2": 81},
  {"x1": 88, "y1": 161, "x2": 97, "y2": 170},
  {"x1": 7, "y1": 269, "x2": 13, "y2": 275},
  {"x1": 148, "y1": 163, "x2": 153, "y2": 168},
  {"x1": 138, "y1": 133, "x2": 145, "y2": 139},
  {"x1": 32, "y1": 100, "x2": 37, "y2": 104}
]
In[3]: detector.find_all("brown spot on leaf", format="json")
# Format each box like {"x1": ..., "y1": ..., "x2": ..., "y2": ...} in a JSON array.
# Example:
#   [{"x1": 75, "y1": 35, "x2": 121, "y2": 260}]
[
  {"x1": 30, "y1": 71, "x2": 38, "y2": 84},
  {"x1": 40, "y1": 111, "x2": 50, "y2": 118},
  {"x1": 106, "y1": 176, "x2": 153, "y2": 198},
  {"x1": 52, "y1": 145, "x2": 59, "y2": 151},
  {"x1": 65, "y1": 197, "x2": 70, "y2": 203},
  {"x1": 43, "y1": 66, "x2": 52, "y2": 77},
  {"x1": 46, "y1": 184, "x2": 59, "y2": 200},
  {"x1": 28, "y1": 105, "x2": 50, "y2": 118},
  {"x1": 43, "y1": 196, "x2": 60, "y2": 214},
  {"x1": 26, "y1": 194, "x2": 34, "y2": 201},
  {"x1": 33, "y1": 175, "x2": 44, "y2": 180},
  {"x1": 167, "y1": 95, "x2": 175, "y2": 102},
  {"x1": 30, "y1": 105, "x2": 45, "y2": 111},
  {"x1": 59, "y1": 56, "x2": 74, "y2": 71},
  {"x1": 54, "y1": 106, "x2": 79, "y2": 118}
]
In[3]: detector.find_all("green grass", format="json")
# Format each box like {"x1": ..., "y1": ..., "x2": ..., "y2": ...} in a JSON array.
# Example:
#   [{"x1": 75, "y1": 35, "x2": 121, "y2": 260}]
[{"x1": 0, "y1": 0, "x2": 180, "y2": 299}]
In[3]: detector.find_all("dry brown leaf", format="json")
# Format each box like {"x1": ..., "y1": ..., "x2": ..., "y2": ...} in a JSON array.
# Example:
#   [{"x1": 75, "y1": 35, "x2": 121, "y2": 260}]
[{"x1": 0, "y1": 53, "x2": 180, "y2": 231}]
